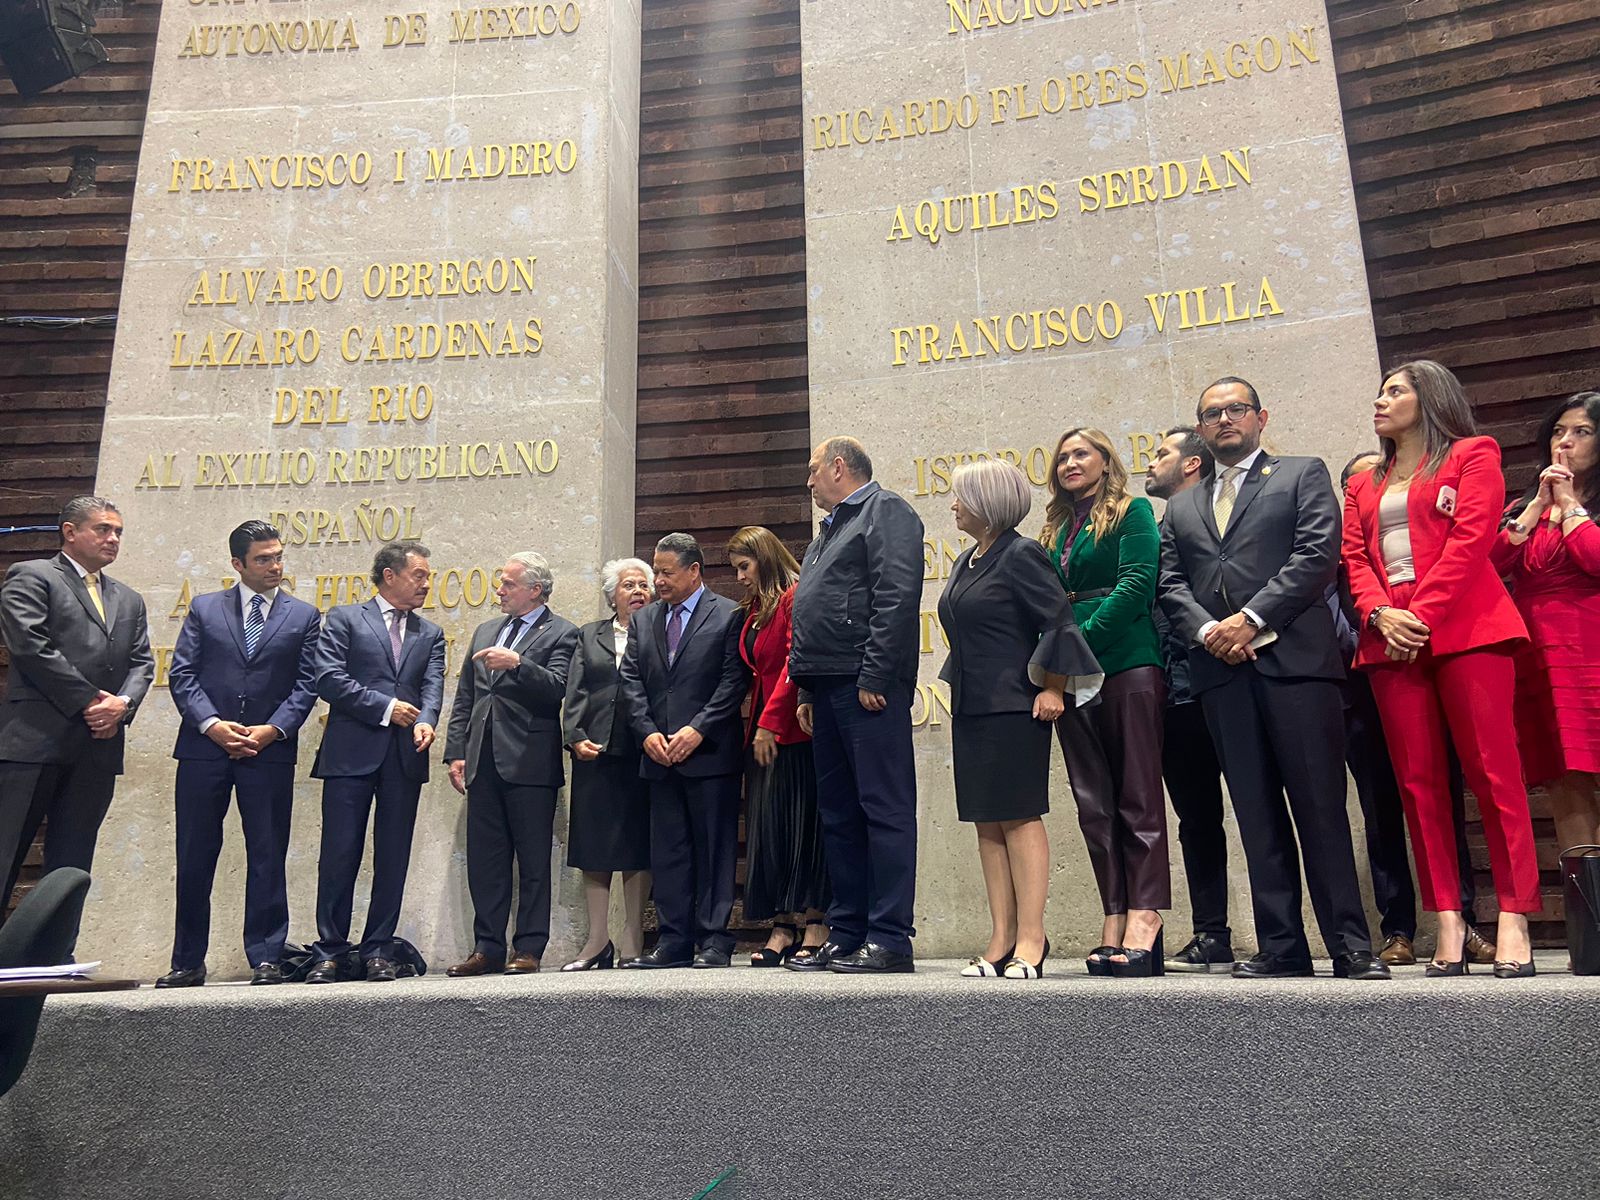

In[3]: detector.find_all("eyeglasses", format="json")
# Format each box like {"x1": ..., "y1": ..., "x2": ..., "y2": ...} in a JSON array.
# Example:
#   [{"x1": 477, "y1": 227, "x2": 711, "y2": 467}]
[{"x1": 1198, "y1": 403, "x2": 1259, "y2": 427}]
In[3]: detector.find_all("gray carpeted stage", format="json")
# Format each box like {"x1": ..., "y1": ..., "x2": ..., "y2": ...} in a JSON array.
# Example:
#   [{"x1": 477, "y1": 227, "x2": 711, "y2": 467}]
[{"x1": 3, "y1": 955, "x2": 1597, "y2": 1200}]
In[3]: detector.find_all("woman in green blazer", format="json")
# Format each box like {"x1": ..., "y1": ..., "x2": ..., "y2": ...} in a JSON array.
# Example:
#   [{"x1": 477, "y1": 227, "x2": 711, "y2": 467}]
[{"x1": 1043, "y1": 427, "x2": 1171, "y2": 977}]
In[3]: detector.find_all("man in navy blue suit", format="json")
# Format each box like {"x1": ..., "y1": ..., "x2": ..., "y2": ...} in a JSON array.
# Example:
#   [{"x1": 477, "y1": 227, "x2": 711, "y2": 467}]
[
  {"x1": 305, "y1": 541, "x2": 445, "y2": 983},
  {"x1": 158, "y1": 521, "x2": 321, "y2": 987},
  {"x1": 617, "y1": 533, "x2": 749, "y2": 969}
]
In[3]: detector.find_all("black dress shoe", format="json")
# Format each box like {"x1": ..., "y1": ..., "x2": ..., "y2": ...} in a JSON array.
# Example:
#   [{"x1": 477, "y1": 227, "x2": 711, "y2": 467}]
[
  {"x1": 1232, "y1": 952, "x2": 1314, "y2": 979},
  {"x1": 619, "y1": 946, "x2": 693, "y2": 969},
  {"x1": 250, "y1": 962, "x2": 284, "y2": 986},
  {"x1": 692, "y1": 947, "x2": 732, "y2": 968},
  {"x1": 365, "y1": 957, "x2": 398, "y2": 982},
  {"x1": 784, "y1": 940, "x2": 858, "y2": 972},
  {"x1": 1331, "y1": 951, "x2": 1392, "y2": 980},
  {"x1": 1167, "y1": 933, "x2": 1234, "y2": 973},
  {"x1": 155, "y1": 966, "x2": 206, "y2": 988},
  {"x1": 305, "y1": 959, "x2": 341, "y2": 984},
  {"x1": 827, "y1": 942, "x2": 914, "y2": 974}
]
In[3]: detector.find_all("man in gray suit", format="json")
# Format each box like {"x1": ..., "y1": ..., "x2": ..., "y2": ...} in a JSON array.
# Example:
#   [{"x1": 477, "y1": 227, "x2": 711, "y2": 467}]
[
  {"x1": 0, "y1": 496, "x2": 154, "y2": 941},
  {"x1": 443, "y1": 552, "x2": 579, "y2": 976},
  {"x1": 1158, "y1": 378, "x2": 1385, "y2": 981}
]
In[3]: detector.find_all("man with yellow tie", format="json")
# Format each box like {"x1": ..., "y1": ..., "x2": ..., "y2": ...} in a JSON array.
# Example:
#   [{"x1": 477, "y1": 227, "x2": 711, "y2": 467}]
[
  {"x1": 0, "y1": 496, "x2": 153, "y2": 948},
  {"x1": 1156, "y1": 380, "x2": 1387, "y2": 982}
]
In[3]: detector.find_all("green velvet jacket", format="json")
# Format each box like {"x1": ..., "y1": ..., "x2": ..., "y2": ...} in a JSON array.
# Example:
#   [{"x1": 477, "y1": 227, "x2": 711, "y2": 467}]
[{"x1": 1048, "y1": 495, "x2": 1162, "y2": 677}]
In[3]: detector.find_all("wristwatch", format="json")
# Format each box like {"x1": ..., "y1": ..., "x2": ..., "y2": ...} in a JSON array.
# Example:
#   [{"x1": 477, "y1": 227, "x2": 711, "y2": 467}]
[
  {"x1": 1564, "y1": 506, "x2": 1590, "y2": 521},
  {"x1": 1507, "y1": 518, "x2": 1532, "y2": 536},
  {"x1": 1367, "y1": 605, "x2": 1390, "y2": 628}
]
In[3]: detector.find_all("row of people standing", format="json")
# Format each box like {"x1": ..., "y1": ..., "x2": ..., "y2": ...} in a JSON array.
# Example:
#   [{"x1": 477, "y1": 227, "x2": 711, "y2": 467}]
[{"x1": 937, "y1": 366, "x2": 1598, "y2": 982}]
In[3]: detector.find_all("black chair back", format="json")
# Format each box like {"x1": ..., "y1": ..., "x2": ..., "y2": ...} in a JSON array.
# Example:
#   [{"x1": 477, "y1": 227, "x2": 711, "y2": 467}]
[{"x1": 0, "y1": 866, "x2": 91, "y2": 1099}]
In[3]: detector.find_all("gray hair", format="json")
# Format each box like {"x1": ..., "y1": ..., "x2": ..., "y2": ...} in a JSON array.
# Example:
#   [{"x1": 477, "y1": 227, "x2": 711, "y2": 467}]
[
  {"x1": 600, "y1": 557, "x2": 653, "y2": 610},
  {"x1": 952, "y1": 459, "x2": 1033, "y2": 534},
  {"x1": 817, "y1": 436, "x2": 873, "y2": 482},
  {"x1": 371, "y1": 540, "x2": 431, "y2": 586},
  {"x1": 655, "y1": 532, "x2": 704, "y2": 570},
  {"x1": 58, "y1": 495, "x2": 119, "y2": 535},
  {"x1": 505, "y1": 551, "x2": 554, "y2": 598}
]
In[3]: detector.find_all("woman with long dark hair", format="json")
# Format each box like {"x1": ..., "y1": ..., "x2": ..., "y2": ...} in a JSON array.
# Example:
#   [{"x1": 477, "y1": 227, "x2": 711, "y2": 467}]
[
  {"x1": 1042, "y1": 427, "x2": 1169, "y2": 977},
  {"x1": 726, "y1": 525, "x2": 830, "y2": 966},
  {"x1": 1342, "y1": 360, "x2": 1541, "y2": 978},
  {"x1": 1493, "y1": 391, "x2": 1600, "y2": 854}
]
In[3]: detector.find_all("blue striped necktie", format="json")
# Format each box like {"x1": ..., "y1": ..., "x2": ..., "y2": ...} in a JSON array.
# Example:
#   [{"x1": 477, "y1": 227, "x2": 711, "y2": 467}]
[{"x1": 244, "y1": 594, "x2": 265, "y2": 658}]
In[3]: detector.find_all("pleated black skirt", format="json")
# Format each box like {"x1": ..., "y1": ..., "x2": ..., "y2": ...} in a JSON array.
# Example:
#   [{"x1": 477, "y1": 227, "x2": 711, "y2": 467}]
[
  {"x1": 742, "y1": 741, "x2": 831, "y2": 920},
  {"x1": 566, "y1": 753, "x2": 651, "y2": 871},
  {"x1": 952, "y1": 711, "x2": 1052, "y2": 822}
]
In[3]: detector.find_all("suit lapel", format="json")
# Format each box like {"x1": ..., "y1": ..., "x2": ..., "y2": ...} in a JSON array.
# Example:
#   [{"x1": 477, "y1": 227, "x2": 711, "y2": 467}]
[
  {"x1": 396, "y1": 611, "x2": 424, "y2": 675},
  {"x1": 511, "y1": 608, "x2": 549, "y2": 653},
  {"x1": 1193, "y1": 482, "x2": 1222, "y2": 544},
  {"x1": 950, "y1": 531, "x2": 1010, "y2": 603},
  {"x1": 220, "y1": 587, "x2": 248, "y2": 658},
  {"x1": 359, "y1": 600, "x2": 397, "y2": 677},
  {"x1": 255, "y1": 590, "x2": 293, "y2": 654},
  {"x1": 652, "y1": 601, "x2": 670, "y2": 665},
  {"x1": 55, "y1": 554, "x2": 107, "y2": 633},
  {"x1": 1222, "y1": 456, "x2": 1275, "y2": 540}
]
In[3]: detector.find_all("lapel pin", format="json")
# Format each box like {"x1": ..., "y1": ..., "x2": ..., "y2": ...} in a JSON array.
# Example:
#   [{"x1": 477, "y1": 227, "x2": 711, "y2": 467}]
[{"x1": 1261, "y1": 466, "x2": 1273, "y2": 477}]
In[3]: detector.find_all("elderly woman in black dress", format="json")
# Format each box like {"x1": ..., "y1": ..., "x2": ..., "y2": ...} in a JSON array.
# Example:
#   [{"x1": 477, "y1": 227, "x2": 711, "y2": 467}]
[
  {"x1": 560, "y1": 557, "x2": 654, "y2": 969},
  {"x1": 939, "y1": 459, "x2": 1103, "y2": 979}
]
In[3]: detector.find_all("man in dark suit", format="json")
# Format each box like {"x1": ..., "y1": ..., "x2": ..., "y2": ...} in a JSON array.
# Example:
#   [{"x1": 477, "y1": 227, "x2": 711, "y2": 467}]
[
  {"x1": 1158, "y1": 379, "x2": 1386, "y2": 980},
  {"x1": 157, "y1": 520, "x2": 321, "y2": 987},
  {"x1": 0, "y1": 496, "x2": 153, "y2": 948},
  {"x1": 617, "y1": 533, "x2": 748, "y2": 968},
  {"x1": 1146, "y1": 427, "x2": 1234, "y2": 973},
  {"x1": 443, "y1": 552, "x2": 579, "y2": 976},
  {"x1": 788, "y1": 437, "x2": 924, "y2": 974},
  {"x1": 306, "y1": 541, "x2": 445, "y2": 983}
]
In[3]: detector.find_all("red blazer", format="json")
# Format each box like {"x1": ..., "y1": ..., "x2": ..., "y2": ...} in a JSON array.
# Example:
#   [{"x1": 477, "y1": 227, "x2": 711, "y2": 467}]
[
  {"x1": 1343, "y1": 435, "x2": 1527, "y2": 668},
  {"x1": 738, "y1": 586, "x2": 809, "y2": 745}
]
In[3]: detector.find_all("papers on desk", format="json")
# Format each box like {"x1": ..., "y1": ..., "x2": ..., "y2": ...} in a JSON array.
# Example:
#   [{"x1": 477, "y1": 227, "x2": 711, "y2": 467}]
[{"x1": 0, "y1": 961, "x2": 102, "y2": 981}]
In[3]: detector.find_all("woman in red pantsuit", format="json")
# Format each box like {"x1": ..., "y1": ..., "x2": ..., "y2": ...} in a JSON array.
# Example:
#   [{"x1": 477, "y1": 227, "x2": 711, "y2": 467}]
[
  {"x1": 1492, "y1": 392, "x2": 1600, "y2": 853},
  {"x1": 1343, "y1": 360, "x2": 1541, "y2": 978}
]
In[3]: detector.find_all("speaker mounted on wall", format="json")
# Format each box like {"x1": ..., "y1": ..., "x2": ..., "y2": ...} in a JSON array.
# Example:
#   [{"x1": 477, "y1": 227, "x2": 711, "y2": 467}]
[{"x1": 0, "y1": 0, "x2": 109, "y2": 97}]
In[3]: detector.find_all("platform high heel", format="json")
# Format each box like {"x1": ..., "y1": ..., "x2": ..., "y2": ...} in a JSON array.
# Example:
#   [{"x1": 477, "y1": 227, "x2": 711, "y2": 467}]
[
  {"x1": 750, "y1": 923, "x2": 799, "y2": 968},
  {"x1": 1110, "y1": 927, "x2": 1165, "y2": 978},
  {"x1": 1085, "y1": 945, "x2": 1117, "y2": 977}
]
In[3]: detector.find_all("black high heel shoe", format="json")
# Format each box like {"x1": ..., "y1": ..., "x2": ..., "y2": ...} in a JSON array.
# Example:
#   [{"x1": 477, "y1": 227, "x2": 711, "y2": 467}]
[
  {"x1": 1110, "y1": 927, "x2": 1165, "y2": 978},
  {"x1": 1085, "y1": 945, "x2": 1118, "y2": 977},
  {"x1": 750, "y1": 923, "x2": 799, "y2": 968},
  {"x1": 1493, "y1": 959, "x2": 1536, "y2": 979},
  {"x1": 561, "y1": 941, "x2": 614, "y2": 972},
  {"x1": 1003, "y1": 938, "x2": 1050, "y2": 980},
  {"x1": 1425, "y1": 958, "x2": 1467, "y2": 978},
  {"x1": 961, "y1": 945, "x2": 1014, "y2": 978}
]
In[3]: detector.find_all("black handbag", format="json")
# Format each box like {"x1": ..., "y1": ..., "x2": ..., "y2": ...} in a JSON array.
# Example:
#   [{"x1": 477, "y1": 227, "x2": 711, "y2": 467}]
[{"x1": 1561, "y1": 845, "x2": 1600, "y2": 975}]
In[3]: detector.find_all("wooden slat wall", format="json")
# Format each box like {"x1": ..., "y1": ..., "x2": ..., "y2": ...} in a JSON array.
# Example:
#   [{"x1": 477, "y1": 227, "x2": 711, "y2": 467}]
[
  {"x1": 635, "y1": 0, "x2": 811, "y2": 588},
  {"x1": 1329, "y1": 0, "x2": 1600, "y2": 943},
  {"x1": 0, "y1": 1, "x2": 158, "y2": 579}
]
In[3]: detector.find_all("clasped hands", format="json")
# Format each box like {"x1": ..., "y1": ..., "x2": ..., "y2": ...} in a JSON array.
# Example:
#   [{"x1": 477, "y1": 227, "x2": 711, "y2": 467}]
[
  {"x1": 1374, "y1": 607, "x2": 1431, "y2": 663},
  {"x1": 1202, "y1": 613, "x2": 1259, "y2": 665},
  {"x1": 203, "y1": 720, "x2": 279, "y2": 758},
  {"x1": 644, "y1": 726, "x2": 704, "y2": 767},
  {"x1": 81, "y1": 690, "x2": 128, "y2": 739},
  {"x1": 389, "y1": 701, "x2": 435, "y2": 751}
]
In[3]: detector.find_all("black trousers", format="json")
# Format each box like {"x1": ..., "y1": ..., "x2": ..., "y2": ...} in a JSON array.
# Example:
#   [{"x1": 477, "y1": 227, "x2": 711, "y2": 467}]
[
  {"x1": 0, "y1": 758, "x2": 117, "y2": 951},
  {"x1": 810, "y1": 678, "x2": 918, "y2": 955},
  {"x1": 313, "y1": 737, "x2": 422, "y2": 962},
  {"x1": 171, "y1": 756, "x2": 294, "y2": 970},
  {"x1": 466, "y1": 752, "x2": 556, "y2": 958},
  {"x1": 1161, "y1": 700, "x2": 1230, "y2": 939},
  {"x1": 649, "y1": 771, "x2": 740, "y2": 959},
  {"x1": 1200, "y1": 668, "x2": 1372, "y2": 960}
]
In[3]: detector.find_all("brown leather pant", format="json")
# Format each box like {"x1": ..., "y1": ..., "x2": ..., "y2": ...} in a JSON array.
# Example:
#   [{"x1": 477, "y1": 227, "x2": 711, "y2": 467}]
[{"x1": 1056, "y1": 665, "x2": 1171, "y2": 913}]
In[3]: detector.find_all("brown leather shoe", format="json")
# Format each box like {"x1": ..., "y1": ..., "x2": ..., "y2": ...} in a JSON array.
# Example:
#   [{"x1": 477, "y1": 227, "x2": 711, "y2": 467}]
[
  {"x1": 505, "y1": 953, "x2": 540, "y2": 974},
  {"x1": 446, "y1": 951, "x2": 505, "y2": 978},
  {"x1": 1378, "y1": 933, "x2": 1416, "y2": 966},
  {"x1": 1463, "y1": 926, "x2": 1497, "y2": 965}
]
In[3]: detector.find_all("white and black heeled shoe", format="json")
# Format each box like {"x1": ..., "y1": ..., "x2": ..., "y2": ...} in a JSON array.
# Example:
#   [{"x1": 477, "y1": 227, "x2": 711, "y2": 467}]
[{"x1": 961, "y1": 945, "x2": 1013, "y2": 977}]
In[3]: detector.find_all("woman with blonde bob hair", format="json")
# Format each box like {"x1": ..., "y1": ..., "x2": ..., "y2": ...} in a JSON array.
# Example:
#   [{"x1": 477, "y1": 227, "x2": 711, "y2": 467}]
[
  {"x1": 938, "y1": 459, "x2": 1102, "y2": 979},
  {"x1": 726, "y1": 525, "x2": 830, "y2": 966},
  {"x1": 1042, "y1": 427, "x2": 1170, "y2": 976}
]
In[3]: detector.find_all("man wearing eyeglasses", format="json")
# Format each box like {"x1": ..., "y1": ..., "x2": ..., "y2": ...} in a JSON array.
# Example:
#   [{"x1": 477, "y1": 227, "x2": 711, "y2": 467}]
[{"x1": 1157, "y1": 378, "x2": 1386, "y2": 981}]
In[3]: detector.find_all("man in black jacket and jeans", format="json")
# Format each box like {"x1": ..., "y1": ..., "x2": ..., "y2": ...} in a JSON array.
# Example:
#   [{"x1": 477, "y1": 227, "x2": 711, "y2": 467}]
[{"x1": 788, "y1": 437, "x2": 924, "y2": 974}]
